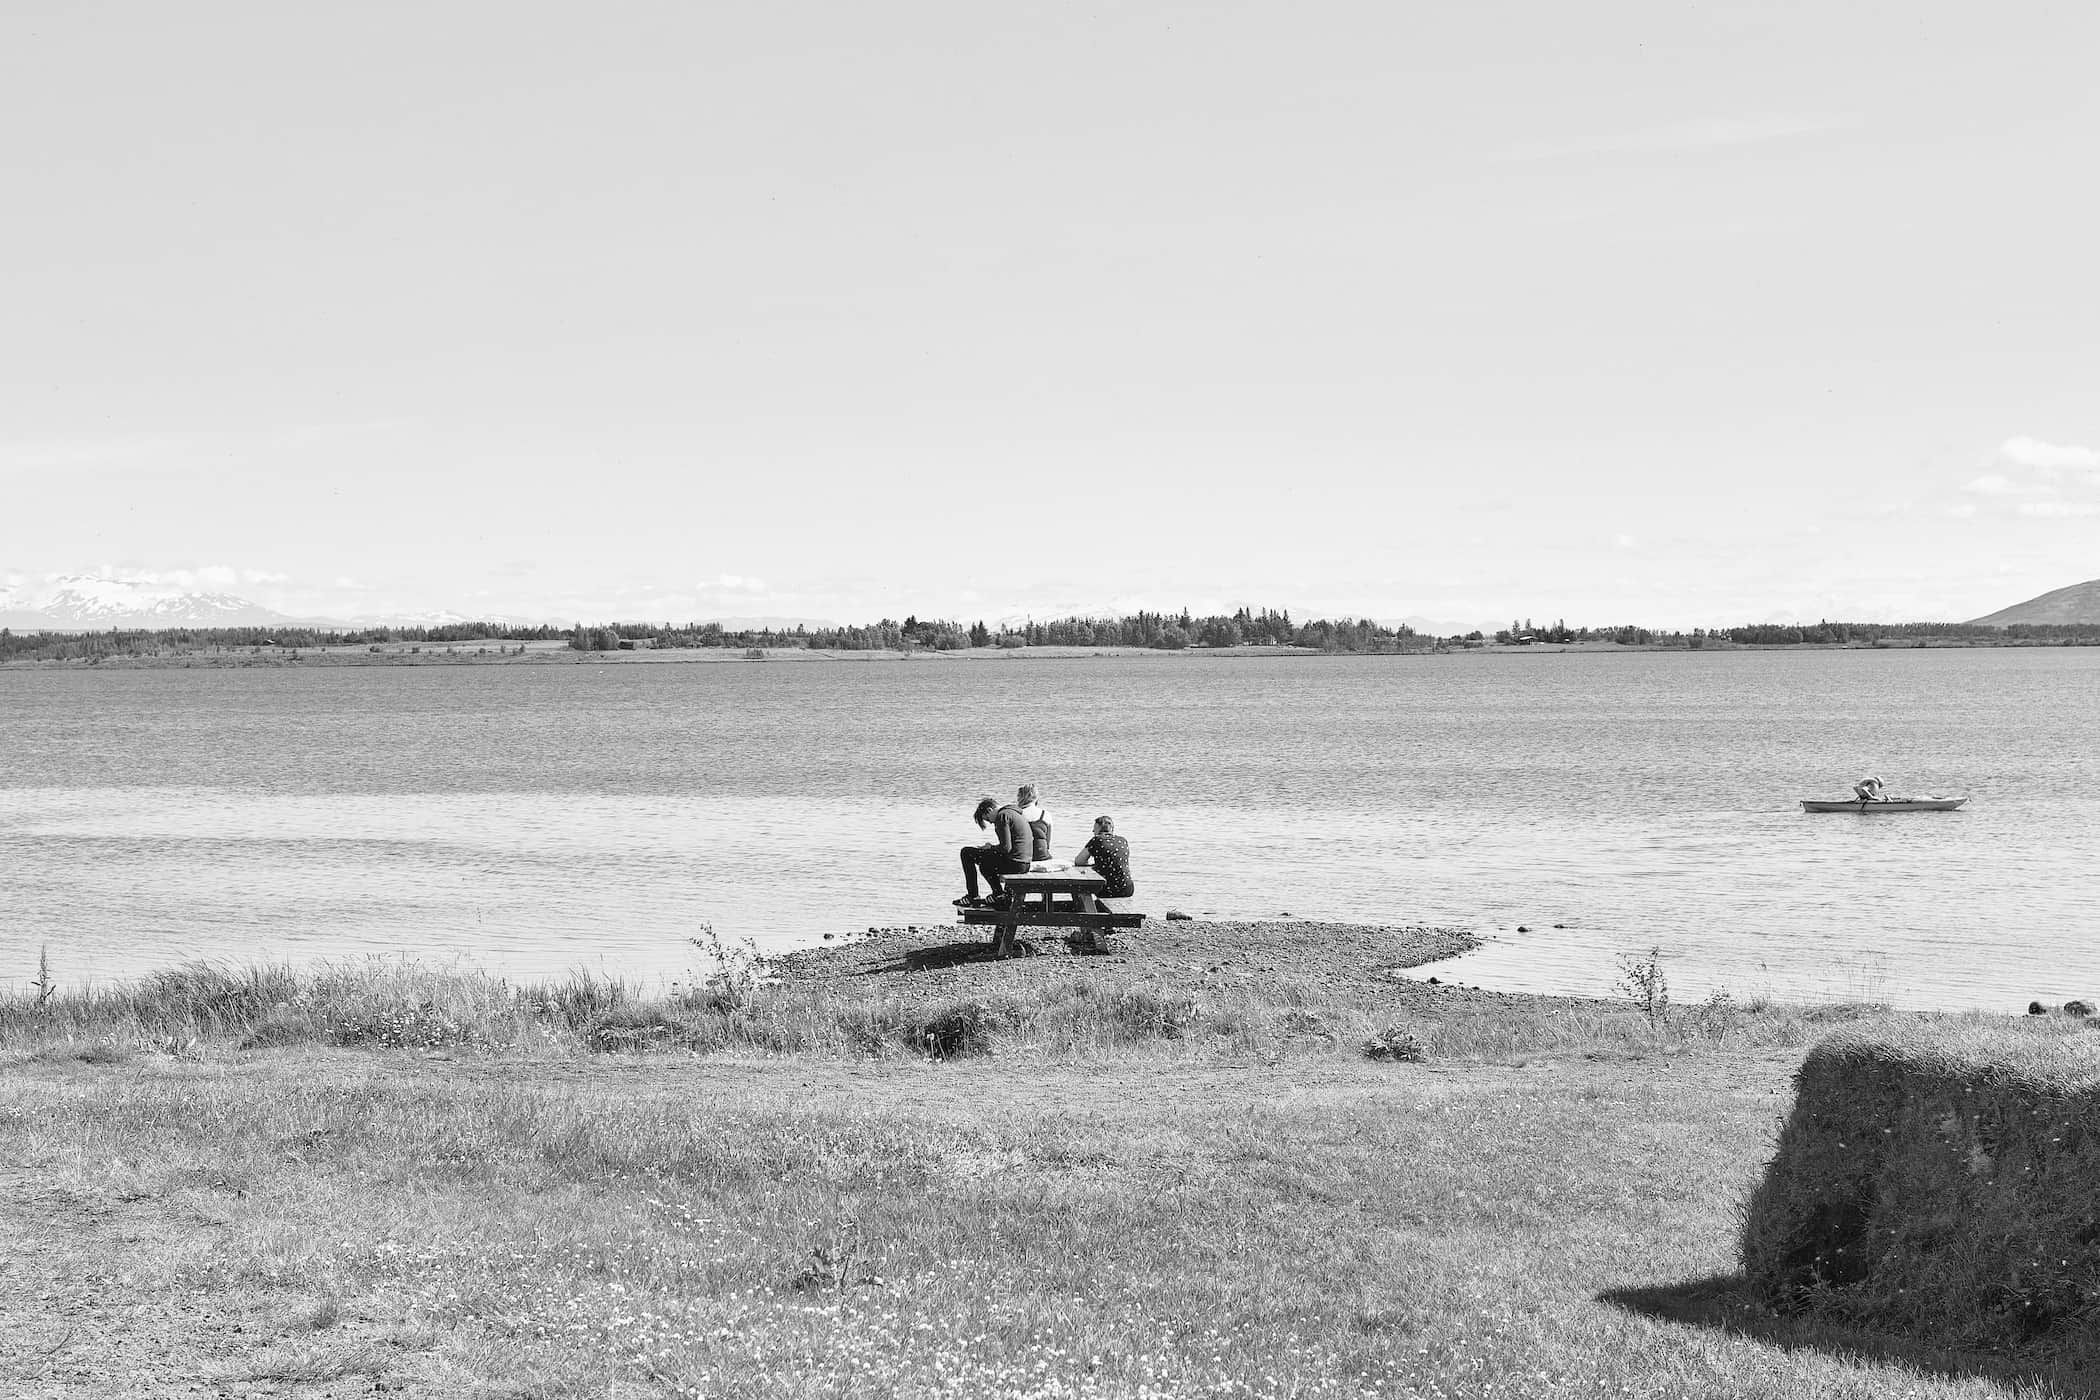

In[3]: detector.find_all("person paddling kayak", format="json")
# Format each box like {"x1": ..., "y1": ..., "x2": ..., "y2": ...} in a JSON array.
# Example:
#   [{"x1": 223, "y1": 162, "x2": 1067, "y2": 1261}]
[{"x1": 1853, "y1": 775, "x2": 1886, "y2": 802}]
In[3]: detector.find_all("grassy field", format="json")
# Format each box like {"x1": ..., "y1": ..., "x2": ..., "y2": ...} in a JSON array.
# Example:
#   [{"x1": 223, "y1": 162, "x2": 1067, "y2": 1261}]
[{"x1": 2, "y1": 933, "x2": 2091, "y2": 1399}]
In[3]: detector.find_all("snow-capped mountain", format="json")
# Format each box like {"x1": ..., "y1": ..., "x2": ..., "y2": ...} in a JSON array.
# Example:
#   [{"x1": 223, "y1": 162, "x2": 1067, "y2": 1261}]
[
  {"x1": 0, "y1": 576, "x2": 299, "y2": 630},
  {"x1": 0, "y1": 577, "x2": 553, "y2": 631}
]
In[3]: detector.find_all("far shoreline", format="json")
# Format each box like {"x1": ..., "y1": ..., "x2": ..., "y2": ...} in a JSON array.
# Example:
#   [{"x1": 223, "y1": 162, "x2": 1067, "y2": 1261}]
[{"x1": 7, "y1": 635, "x2": 2097, "y2": 669}]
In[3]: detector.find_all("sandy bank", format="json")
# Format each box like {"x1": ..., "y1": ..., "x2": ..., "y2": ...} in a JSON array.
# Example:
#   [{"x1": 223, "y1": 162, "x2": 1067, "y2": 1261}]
[{"x1": 769, "y1": 918, "x2": 1594, "y2": 1013}]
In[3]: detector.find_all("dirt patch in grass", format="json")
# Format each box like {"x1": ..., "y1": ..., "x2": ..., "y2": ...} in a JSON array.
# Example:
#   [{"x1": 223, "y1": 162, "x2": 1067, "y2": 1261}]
[{"x1": 0, "y1": 1161, "x2": 437, "y2": 1398}]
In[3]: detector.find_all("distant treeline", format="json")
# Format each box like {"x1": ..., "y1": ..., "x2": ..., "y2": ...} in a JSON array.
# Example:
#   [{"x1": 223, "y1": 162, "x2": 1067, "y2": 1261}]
[
  {"x1": 5, "y1": 610, "x2": 2098, "y2": 664},
  {"x1": 0, "y1": 622, "x2": 564, "y2": 663},
  {"x1": 567, "y1": 608, "x2": 1418, "y2": 654},
  {"x1": 1489, "y1": 617, "x2": 2100, "y2": 647},
  {"x1": 0, "y1": 609, "x2": 1418, "y2": 661}
]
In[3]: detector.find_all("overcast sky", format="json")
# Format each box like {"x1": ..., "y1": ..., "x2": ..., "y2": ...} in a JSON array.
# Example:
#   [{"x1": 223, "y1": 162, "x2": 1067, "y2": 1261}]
[{"x1": 3, "y1": 0, "x2": 2094, "y2": 629}]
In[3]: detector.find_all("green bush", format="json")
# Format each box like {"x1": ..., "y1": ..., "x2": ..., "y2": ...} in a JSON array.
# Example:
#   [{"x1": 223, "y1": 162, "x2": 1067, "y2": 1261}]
[
  {"x1": 328, "y1": 1005, "x2": 481, "y2": 1050},
  {"x1": 130, "y1": 962, "x2": 300, "y2": 1032},
  {"x1": 1362, "y1": 1026, "x2": 1426, "y2": 1062},
  {"x1": 910, "y1": 1000, "x2": 1003, "y2": 1058},
  {"x1": 517, "y1": 967, "x2": 637, "y2": 1030},
  {"x1": 1742, "y1": 1019, "x2": 2100, "y2": 1362},
  {"x1": 239, "y1": 1010, "x2": 318, "y2": 1050}
]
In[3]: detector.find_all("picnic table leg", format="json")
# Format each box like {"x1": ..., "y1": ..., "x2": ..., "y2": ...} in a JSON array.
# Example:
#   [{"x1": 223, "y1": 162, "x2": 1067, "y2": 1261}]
[
  {"x1": 995, "y1": 914, "x2": 1017, "y2": 958},
  {"x1": 1009, "y1": 890, "x2": 1050, "y2": 956},
  {"x1": 1073, "y1": 890, "x2": 1100, "y2": 951}
]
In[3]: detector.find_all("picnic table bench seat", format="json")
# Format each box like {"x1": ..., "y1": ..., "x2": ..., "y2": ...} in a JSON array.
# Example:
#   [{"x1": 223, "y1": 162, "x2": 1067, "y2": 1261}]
[{"x1": 959, "y1": 870, "x2": 1144, "y2": 956}]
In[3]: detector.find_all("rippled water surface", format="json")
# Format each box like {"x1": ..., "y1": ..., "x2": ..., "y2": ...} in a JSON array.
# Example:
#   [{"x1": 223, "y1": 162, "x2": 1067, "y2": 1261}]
[{"x1": 3, "y1": 649, "x2": 2095, "y2": 1008}]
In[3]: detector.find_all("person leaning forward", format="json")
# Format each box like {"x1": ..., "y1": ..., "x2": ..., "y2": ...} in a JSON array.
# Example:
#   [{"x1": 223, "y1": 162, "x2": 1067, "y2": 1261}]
[{"x1": 957, "y1": 795, "x2": 1032, "y2": 908}]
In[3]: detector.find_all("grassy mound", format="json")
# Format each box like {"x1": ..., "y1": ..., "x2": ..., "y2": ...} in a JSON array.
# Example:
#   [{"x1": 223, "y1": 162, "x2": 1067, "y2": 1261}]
[
  {"x1": 7, "y1": 921, "x2": 1839, "y2": 1069},
  {"x1": 1741, "y1": 1017, "x2": 2100, "y2": 1360},
  {"x1": 3, "y1": 951, "x2": 1823, "y2": 1068}
]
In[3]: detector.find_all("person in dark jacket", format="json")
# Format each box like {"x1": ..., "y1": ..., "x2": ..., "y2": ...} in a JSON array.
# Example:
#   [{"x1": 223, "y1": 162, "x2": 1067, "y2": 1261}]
[
  {"x1": 1073, "y1": 815, "x2": 1134, "y2": 902},
  {"x1": 957, "y1": 795, "x2": 1032, "y2": 907}
]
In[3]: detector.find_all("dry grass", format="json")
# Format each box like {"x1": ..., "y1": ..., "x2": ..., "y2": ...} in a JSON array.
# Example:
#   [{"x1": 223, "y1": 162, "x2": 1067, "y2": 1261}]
[
  {"x1": 4, "y1": 952, "x2": 2087, "y2": 1396},
  {"x1": 1, "y1": 954, "x2": 1833, "y2": 1069},
  {"x1": 5, "y1": 1043, "x2": 2087, "y2": 1398}
]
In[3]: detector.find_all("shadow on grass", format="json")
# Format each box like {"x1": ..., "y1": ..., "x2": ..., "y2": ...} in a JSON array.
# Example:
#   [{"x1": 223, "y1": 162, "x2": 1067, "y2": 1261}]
[
  {"x1": 1601, "y1": 1274, "x2": 2099, "y2": 1399},
  {"x1": 855, "y1": 938, "x2": 1000, "y2": 976},
  {"x1": 855, "y1": 935, "x2": 1082, "y2": 977}
]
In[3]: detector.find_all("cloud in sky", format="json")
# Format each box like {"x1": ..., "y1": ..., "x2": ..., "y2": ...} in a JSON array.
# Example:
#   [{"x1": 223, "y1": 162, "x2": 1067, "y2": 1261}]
[
  {"x1": 6, "y1": 561, "x2": 834, "y2": 625},
  {"x1": 1961, "y1": 473, "x2": 2024, "y2": 497},
  {"x1": 1953, "y1": 437, "x2": 2100, "y2": 520},
  {"x1": 67, "y1": 565, "x2": 291, "y2": 592},
  {"x1": 0, "y1": 433, "x2": 188, "y2": 472},
  {"x1": 1998, "y1": 436, "x2": 2100, "y2": 472}
]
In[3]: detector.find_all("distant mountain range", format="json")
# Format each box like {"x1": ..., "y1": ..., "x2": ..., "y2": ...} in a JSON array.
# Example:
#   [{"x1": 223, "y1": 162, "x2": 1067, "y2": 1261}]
[
  {"x1": 9, "y1": 573, "x2": 2095, "y2": 634},
  {"x1": 0, "y1": 577, "x2": 300, "y2": 630},
  {"x1": 1968, "y1": 578, "x2": 2100, "y2": 627},
  {"x1": 0, "y1": 577, "x2": 845, "y2": 633},
  {"x1": 0, "y1": 577, "x2": 486, "y2": 632}
]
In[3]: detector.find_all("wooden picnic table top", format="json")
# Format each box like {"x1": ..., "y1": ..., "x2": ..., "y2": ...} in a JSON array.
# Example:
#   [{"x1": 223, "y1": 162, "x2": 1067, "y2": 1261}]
[
  {"x1": 1001, "y1": 869, "x2": 1106, "y2": 892},
  {"x1": 961, "y1": 906, "x2": 1145, "y2": 929}
]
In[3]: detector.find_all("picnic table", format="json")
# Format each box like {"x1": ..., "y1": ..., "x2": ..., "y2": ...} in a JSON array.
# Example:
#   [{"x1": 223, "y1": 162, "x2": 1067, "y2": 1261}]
[{"x1": 960, "y1": 869, "x2": 1145, "y2": 958}]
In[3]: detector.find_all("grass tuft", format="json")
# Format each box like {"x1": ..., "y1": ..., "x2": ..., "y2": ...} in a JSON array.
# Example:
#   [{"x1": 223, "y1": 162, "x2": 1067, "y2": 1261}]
[
  {"x1": 292, "y1": 1296, "x2": 342, "y2": 1332},
  {"x1": 27, "y1": 1039, "x2": 132, "y2": 1066},
  {"x1": 1362, "y1": 1025, "x2": 1427, "y2": 1061}
]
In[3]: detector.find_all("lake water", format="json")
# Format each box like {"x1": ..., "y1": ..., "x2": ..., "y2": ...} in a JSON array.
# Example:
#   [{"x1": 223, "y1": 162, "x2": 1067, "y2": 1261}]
[{"x1": 2, "y1": 649, "x2": 2095, "y2": 1010}]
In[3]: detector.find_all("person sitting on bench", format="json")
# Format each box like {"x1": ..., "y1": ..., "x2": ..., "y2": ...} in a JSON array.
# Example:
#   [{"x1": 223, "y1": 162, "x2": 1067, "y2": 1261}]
[
  {"x1": 1072, "y1": 815, "x2": 1134, "y2": 903},
  {"x1": 1017, "y1": 783, "x2": 1057, "y2": 868},
  {"x1": 957, "y1": 795, "x2": 1032, "y2": 908}
]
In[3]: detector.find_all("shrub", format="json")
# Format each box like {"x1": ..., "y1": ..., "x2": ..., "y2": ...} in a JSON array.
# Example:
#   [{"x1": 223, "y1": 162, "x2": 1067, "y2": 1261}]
[
  {"x1": 239, "y1": 1011, "x2": 319, "y2": 1050},
  {"x1": 517, "y1": 967, "x2": 635, "y2": 1030},
  {"x1": 911, "y1": 1000, "x2": 1001, "y2": 1058},
  {"x1": 131, "y1": 962, "x2": 300, "y2": 1033},
  {"x1": 1017, "y1": 983, "x2": 1202, "y2": 1051},
  {"x1": 682, "y1": 926, "x2": 768, "y2": 1013},
  {"x1": 328, "y1": 1006, "x2": 480, "y2": 1050},
  {"x1": 1613, "y1": 947, "x2": 1669, "y2": 1030},
  {"x1": 1741, "y1": 1019, "x2": 2100, "y2": 1363},
  {"x1": 1279, "y1": 1009, "x2": 1328, "y2": 1037},
  {"x1": 1097, "y1": 987, "x2": 1201, "y2": 1042},
  {"x1": 582, "y1": 1006, "x2": 681, "y2": 1053},
  {"x1": 1362, "y1": 1026, "x2": 1427, "y2": 1062},
  {"x1": 31, "y1": 945, "x2": 56, "y2": 1011},
  {"x1": 582, "y1": 1004, "x2": 737, "y2": 1054}
]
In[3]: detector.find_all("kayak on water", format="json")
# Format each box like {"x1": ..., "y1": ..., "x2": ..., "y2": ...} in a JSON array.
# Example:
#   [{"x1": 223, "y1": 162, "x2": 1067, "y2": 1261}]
[{"x1": 1800, "y1": 797, "x2": 1967, "y2": 813}]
